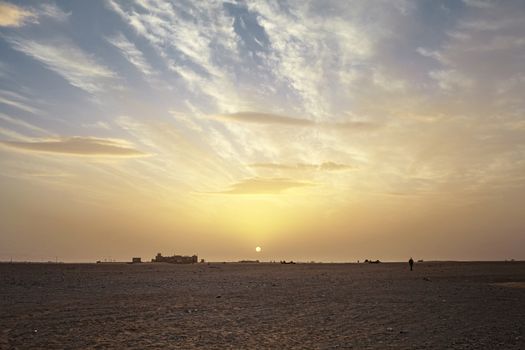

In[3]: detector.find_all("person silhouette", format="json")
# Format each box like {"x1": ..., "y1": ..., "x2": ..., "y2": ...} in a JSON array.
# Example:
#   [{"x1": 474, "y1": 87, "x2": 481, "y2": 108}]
[{"x1": 408, "y1": 257, "x2": 414, "y2": 271}]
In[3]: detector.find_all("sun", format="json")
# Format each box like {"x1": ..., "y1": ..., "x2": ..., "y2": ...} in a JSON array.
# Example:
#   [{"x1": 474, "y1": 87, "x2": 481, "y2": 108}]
[{"x1": 255, "y1": 246, "x2": 261, "y2": 253}]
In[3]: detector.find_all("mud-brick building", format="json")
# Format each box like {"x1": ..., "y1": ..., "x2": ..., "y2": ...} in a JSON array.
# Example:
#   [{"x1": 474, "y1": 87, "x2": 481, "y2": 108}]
[{"x1": 152, "y1": 253, "x2": 198, "y2": 264}]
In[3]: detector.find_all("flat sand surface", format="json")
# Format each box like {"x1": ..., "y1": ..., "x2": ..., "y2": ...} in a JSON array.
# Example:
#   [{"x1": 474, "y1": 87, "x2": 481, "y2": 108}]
[{"x1": 0, "y1": 262, "x2": 524, "y2": 349}]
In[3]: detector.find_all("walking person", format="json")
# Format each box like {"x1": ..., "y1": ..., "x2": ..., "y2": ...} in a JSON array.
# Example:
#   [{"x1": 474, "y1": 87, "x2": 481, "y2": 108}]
[{"x1": 408, "y1": 257, "x2": 414, "y2": 271}]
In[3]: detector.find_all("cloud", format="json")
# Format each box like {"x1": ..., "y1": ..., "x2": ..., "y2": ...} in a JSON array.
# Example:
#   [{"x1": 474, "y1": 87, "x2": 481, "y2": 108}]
[
  {"x1": 462, "y1": 0, "x2": 495, "y2": 8},
  {"x1": 0, "y1": 61, "x2": 8, "y2": 78},
  {"x1": 107, "y1": 0, "x2": 241, "y2": 111},
  {"x1": 216, "y1": 111, "x2": 378, "y2": 130},
  {"x1": 0, "y1": 125, "x2": 30, "y2": 141},
  {"x1": 216, "y1": 177, "x2": 314, "y2": 194},
  {"x1": 5, "y1": 37, "x2": 116, "y2": 94},
  {"x1": 429, "y1": 69, "x2": 474, "y2": 91},
  {"x1": 244, "y1": 2, "x2": 388, "y2": 118},
  {"x1": 0, "y1": 95, "x2": 39, "y2": 114},
  {"x1": 318, "y1": 162, "x2": 354, "y2": 171},
  {"x1": 250, "y1": 162, "x2": 353, "y2": 172},
  {"x1": 106, "y1": 32, "x2": 155, "y2": 77},
  {"x1": 418, "y1": 1, "x2": 525, "y2": 109},
  {"x1": 38, "y1": 3, "x2": 70, "y2": 22},
  {"x1": 0, "y1": 113, "x2": 49, "y2": 135},
  {"x1": 0, "y1": 2, "x2": 36, "y2": 27},
  {"x1": 218, "y1": 112, "x2": 314, "y2": 126},
  {"x1": 81, "y1": 121, "x2": 111, "y2": 130},
  {"x1": 0, "y1": 137, "x2": 146, "y2": 157}
]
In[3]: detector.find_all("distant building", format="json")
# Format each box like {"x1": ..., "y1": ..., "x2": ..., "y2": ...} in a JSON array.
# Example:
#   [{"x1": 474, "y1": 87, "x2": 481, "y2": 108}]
[
  {"x1": 132, "y1": 257, "x2": 142, "y2": 263},
  {"x1": 152, "y1": 253, "x2": 197, "y2": 264}
]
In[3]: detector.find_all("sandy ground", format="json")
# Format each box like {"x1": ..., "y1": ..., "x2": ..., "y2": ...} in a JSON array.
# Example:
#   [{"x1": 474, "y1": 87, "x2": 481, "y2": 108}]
[{"x1": 0, "y1": 261, "x2": 524, "y2": 349}]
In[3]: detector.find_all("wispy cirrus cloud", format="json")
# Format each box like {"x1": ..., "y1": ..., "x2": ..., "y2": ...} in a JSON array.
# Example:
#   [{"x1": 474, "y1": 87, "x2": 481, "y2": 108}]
[
  {"x1": 462, "y1": 0, "x2": 495, "y2": 8},
  {"x1": 250, "y1": 162, "x2": 353, "y2": 172},
  {"x1": 81, "y1": 121, "x2": 111, "y2": 130},
  {"x1": 0, "y1": 113, "x2": 49, "y2": 135},
  {"x1": 244, "y1": 2, "x2": 389, "y2": 119},
  {"x1": 0, "y1": 137, "x2": 146, "y2": 157},
  {"x1": 216, "y1": 177, "x2": 314, "y2": 195},
  {"x1": 106, "y1": 0, "x2": 242, "y2": 112},
  {"x1": 106, "y1": 32, "x2": 155, "y2": 77},
  {"x1": 0, "y1": 2, "x2": 36, "y2": 27},
  {"x1": 0, "y1": 2, "x2": 68, "y2": 28},
  {"x1": 0, "y1": 94, "x2": 39, "y2": 114},
  {"x1": 5, "y1": 37, "x2": 116, "y2": 94},
  {"x1": 38, "y1": 3, "x2": 70, "y2": 22},
  {"x1": 218, "y1": 112, "x2": 313, "y2": 126},
  {"x1": 429, "y1": 69, "x2": 474, "y2": 91}
]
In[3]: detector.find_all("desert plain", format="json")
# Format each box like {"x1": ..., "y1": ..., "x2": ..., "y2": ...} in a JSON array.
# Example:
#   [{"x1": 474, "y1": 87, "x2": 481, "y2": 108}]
[{"x1": 0, "y1": 261, "x2": 524, "y2": 349}]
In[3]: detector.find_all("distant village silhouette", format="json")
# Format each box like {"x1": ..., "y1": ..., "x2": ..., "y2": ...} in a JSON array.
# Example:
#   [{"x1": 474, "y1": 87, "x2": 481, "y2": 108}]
[{"x1": 116, "y1": 253, "x2": 427, "y2": 266}]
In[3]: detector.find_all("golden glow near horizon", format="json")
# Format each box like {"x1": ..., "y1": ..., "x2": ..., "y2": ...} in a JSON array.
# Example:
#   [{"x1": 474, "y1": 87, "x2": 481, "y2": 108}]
[
  {"x1": 256, "y1": 247, "x2": 261, "y2": 253},
  {"x1": 1, "y1": 1, "x2": 525, "y2": 262}
]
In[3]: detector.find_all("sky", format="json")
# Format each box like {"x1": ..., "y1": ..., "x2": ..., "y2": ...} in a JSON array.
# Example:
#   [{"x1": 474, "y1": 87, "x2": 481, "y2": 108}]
[{"x1": 0, "y1": 0, "x2": 524, "y2": 262}]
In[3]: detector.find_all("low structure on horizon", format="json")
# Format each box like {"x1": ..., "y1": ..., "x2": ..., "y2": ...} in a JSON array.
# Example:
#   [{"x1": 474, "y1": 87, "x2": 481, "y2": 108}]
[
  {"x1": 152, "y1": 253, "x2": 197, "y2": 264},
  {"x1": 132, "y1": 257, "x2": 142, "y2": 263},
  {"x1": 364, "y1": 259, "x2": 381, "y2": 264}
]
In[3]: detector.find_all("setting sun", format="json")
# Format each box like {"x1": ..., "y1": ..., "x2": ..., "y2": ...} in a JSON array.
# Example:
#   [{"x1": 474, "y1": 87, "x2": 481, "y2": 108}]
[{"x1": 255, "y1": 247, "x2": 262, "y2": 253}]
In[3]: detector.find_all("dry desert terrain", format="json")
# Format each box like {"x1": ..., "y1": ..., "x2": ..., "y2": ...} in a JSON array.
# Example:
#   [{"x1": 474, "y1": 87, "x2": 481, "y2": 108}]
[{"x1": 0, "y1": 261, "x2": 524, "y2": 349}]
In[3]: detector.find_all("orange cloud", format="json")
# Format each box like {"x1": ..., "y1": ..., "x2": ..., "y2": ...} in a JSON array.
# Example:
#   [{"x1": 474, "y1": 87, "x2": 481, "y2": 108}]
[
  {"x1": 215, "y1": 177, "x2": 315, "y2": 194},
  {"x1": 0, "y1": 137, "x2": 146, "y2": 157},
  {"x1": 0, "y1": 2, "x2": 35, "y2": 27},
  {"x1": 216, "y1": 112, "x2": 378, "y2": 130}
]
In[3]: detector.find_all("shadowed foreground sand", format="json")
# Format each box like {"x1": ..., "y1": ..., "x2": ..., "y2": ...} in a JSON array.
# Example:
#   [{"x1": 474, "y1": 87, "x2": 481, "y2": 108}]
[{"x1": 0, "y1": 262, "x2": 524, "y2": 349}]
